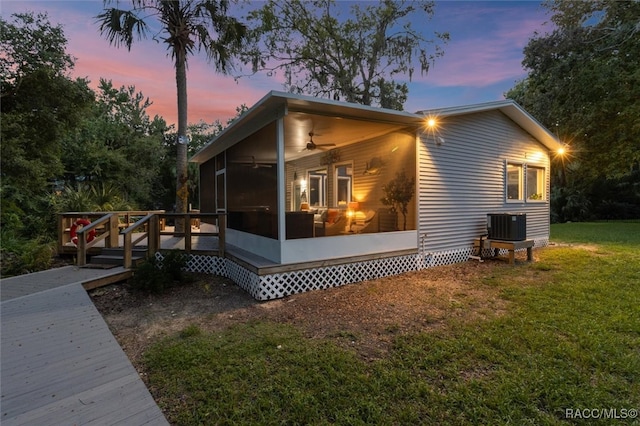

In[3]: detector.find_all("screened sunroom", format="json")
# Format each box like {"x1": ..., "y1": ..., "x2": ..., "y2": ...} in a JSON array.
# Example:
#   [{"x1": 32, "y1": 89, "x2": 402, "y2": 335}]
[{"x1": 192, "y1": 91, "x2": 422, "y2": 264}]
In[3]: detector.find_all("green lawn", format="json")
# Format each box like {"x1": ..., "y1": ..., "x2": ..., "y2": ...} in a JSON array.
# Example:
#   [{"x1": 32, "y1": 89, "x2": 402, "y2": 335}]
[
  {"x1": 551, "y1": 221, "x2": 640, "y2": 246},
  {"x1": 144, "y1": 222, "x2": 640, "y2": 425}
]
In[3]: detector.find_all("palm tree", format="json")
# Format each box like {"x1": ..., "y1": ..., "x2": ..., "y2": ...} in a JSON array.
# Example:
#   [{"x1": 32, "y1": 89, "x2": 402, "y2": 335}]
[{"x1": 96, "y1": 0, "x2": 246, "y2": 230}]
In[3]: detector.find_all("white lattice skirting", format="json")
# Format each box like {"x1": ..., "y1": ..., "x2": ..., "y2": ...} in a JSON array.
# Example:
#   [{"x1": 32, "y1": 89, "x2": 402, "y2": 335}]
[{"x1": 156, "y1": 238, "x2": 548, "y2": 300}]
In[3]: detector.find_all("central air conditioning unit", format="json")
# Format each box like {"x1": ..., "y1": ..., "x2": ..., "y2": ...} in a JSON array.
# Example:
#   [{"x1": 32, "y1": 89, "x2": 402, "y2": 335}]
[{"x1": 487, "y1": 213, "x2": 526, "y2": 241}]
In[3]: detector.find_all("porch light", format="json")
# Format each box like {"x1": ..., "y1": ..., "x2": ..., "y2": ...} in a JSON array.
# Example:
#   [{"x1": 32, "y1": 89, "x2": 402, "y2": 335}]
[
  {"x1": 558, "y1": 147, "x2": 566, "y2": 155},
  {"x1": 423, "y1": 115, "x2": 443, "y2": 146}
]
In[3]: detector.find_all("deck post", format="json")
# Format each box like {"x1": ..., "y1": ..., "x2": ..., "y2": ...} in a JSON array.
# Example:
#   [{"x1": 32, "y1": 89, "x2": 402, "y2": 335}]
[
  {"x1": 108, "y1": 213, "x2": 119, "y2": 248},
  {"x1": 77, "y1": 232, "x2": 87, "y2": 266},
  {"x1": 149, "y1": 215, "x2": 159, "y2": 255},
  {"x1": 184, "y1": 214, "x2": 192, "y2": 252},
  {"x1": 123, "y1": 232, "x2": 132, "y2": 269},
  {"x1": 218, "y1": 214, "x2": 226, "y2": 258}
]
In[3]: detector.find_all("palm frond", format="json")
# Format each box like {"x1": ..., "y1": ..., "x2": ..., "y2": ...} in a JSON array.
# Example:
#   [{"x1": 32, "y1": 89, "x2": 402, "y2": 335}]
[{"x1": 96, "y1": 8, "x2": 149, "y2": 50}]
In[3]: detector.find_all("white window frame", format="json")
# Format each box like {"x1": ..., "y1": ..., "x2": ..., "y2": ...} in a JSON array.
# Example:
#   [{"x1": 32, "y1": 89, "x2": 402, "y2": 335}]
[
  {"x1": 308, "y1": 168, "x2": 327, "y2": 208},
  {"x1": 505, "y1": 160, "x2": 547, "y2": 203},
  {"x1": 505, "y1": 161, "x2": 524, "y2": 202},
  {"x1": 525, "y1": 165, "x2": 546, "y2": 202},
  {"x1": 334, "y1": 162, "x2": 353, "y2": 207}
]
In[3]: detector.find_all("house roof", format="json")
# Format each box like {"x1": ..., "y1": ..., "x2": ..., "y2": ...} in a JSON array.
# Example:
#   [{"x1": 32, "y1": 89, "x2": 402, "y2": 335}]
[
  {"x1": 416, "y1": 100, "x2": 564, "y2": 151},
  {"x1": 190, "y1": 91, "x2": 422, "y2": 164},
  {"x1": 191, "y1": 93, "x2": 563, "y2": 164}
]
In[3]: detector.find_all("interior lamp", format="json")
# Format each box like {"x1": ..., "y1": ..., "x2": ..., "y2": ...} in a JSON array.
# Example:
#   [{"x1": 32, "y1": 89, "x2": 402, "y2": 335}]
[
  {"x1": 300, "y1": 190, "x2": 309, "y2": 211},
  {"x1": 347, "y1": 201, "x2": 360, "y2": 232}
]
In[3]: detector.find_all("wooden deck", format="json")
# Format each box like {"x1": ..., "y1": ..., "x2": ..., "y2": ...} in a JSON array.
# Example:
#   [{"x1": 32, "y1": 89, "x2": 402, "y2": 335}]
[{"x1": 0, "y1": 269, "x2": 168, "y2": 425}]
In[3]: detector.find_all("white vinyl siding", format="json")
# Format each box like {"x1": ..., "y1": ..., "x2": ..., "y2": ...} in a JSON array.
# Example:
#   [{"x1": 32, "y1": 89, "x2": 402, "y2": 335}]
[{"x1": 418, "y1": 110, "x2": 551, "y2": 254}]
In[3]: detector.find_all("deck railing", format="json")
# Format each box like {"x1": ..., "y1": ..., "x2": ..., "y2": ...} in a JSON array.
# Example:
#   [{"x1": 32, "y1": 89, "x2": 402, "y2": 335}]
[
  {"x1": 120, "y1": 213, "x2": 159, "y2": 268},
  {"x1": 58, "y1": 211, "x2": 226, "y2": 268}
]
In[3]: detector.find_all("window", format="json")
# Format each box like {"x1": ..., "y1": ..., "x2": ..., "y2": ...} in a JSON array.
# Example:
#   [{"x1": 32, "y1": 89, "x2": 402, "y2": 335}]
[
  {"x1": 526, "y1": 166, "x2": 545, "y2": 201},
  {"x1": 335, "y1": 164, "x2": 353, "y2": 206},
  {"x1": 308, "y1": 169, "x2": 327, "y2": 207},
  {"x1": 506, "y1": 163, "x2": 523, "y2": 201},
  {"x1": 505, "y1": 161, "x2": 546, "y2": 202}
]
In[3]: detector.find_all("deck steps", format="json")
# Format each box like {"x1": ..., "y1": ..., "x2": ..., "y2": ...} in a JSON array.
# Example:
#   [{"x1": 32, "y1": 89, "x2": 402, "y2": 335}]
[{"x1": 87, "y1": 248, "x2": 147, "y2": 268}]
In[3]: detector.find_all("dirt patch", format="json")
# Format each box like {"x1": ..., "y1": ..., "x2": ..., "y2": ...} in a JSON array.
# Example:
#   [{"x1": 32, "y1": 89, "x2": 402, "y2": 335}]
[{"x1": 91, "y1": 257, "x2": 524, "y2": 364}]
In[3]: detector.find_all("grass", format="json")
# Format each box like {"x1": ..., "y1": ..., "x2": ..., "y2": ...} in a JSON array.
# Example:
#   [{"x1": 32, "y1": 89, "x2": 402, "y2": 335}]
[
  {"x1": 143, "y1": 222, "x2": 640, "y2": 425},
  {"x1": 550, "y1": 221, "x2": 640, "y2": 246}
]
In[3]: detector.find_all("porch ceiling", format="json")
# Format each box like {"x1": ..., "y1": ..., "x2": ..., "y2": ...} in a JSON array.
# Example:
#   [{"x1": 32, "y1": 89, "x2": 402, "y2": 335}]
[
  {"x1": 283, "y1": 112, "x2": 409, "y2": 161},
  {"x1": 222, "y1": 112, "x2": 410, "y2": 163},
  {"x1": 191, "y1": 91, "x2": 422, "y2": 164}
]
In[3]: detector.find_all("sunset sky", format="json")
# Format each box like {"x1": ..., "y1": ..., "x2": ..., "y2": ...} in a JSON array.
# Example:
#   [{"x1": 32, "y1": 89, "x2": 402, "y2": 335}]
[{"x1": 1, "y1": 1, "x2": 554, "y2": 126}]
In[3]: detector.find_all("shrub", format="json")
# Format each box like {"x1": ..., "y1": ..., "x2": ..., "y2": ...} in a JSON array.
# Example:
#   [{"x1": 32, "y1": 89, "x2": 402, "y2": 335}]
[
  {"x1": 160, "y1": 249, "x2": 188, "y2": 282},
  {"x1": 128, "y1": 250, "x2": 189, "y2": 294},
  {"x1": 0, "y1": 231, "x2": 54, "y2": 276}
]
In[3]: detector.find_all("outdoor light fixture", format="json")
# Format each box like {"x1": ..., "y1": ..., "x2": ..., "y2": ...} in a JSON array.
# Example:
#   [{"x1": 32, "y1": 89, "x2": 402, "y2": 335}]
[{"x1": 423, "y1": 115, "x2": 444, "y2": 146}]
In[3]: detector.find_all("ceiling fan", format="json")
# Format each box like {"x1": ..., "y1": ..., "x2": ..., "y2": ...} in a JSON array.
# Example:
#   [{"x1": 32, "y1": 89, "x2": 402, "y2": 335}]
[{"x1": 303, "y1": 132, "x2": 336, "y2": 151}]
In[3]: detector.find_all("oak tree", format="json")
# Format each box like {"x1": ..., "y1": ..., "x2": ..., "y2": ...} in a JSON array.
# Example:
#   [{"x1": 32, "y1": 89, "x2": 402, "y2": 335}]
[{"x1": 243, "y1": 0, "x2": 448, "y2": 110}]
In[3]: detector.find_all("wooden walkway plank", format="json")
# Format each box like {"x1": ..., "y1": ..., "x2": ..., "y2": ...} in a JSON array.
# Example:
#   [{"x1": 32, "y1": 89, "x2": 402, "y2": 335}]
[
  {"x1": 1, "y1": 282, "x2": 168, "y2": 425},
  {"x1": 0, "y1": 266, "x2": 130, "y2": 302}
]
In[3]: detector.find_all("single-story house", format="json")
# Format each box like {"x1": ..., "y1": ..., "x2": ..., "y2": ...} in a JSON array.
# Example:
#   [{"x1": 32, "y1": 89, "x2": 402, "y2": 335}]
[{"x1": 190, "y1": 91, "x2": 563, "y2": 300}]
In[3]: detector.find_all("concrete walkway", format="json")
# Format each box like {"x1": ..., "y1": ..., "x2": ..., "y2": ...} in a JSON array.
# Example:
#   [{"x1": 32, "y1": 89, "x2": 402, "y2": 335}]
[{"x1": 1, "y1": 268, "x2": 169, "y2": 425}]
